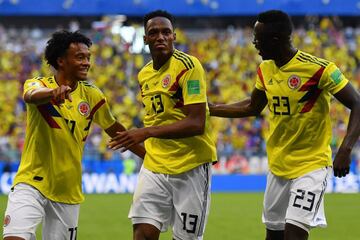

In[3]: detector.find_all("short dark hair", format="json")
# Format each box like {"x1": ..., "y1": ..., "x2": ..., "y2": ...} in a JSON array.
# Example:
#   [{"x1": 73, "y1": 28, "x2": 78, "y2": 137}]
[
  {"x1": 143, "y1": 10, "x2": 174, "y2": 30},
  {"x1": 44, "y1": 30, "x2": 92, "y2": 70},
  {"x1": 257, "y1": 10, "x2": 293, "y2": 39}
]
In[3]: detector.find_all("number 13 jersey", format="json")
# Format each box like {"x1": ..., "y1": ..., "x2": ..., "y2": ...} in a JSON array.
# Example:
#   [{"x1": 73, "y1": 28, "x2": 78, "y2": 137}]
[{"x1": 138, "y1": 49, "x2": 217, "y2": 174}]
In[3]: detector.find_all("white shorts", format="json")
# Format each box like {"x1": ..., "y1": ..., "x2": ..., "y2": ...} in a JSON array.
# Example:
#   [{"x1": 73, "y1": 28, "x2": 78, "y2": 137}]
[
  {"x1": 129, "y1": 163, "x2": 212, "y2": 240},
  {"x1": 262, "y1": 167, "x2": 330, "y2": 232},
  {"x1": 3, "y1": 183, "x2": 80, "y2": 240}
]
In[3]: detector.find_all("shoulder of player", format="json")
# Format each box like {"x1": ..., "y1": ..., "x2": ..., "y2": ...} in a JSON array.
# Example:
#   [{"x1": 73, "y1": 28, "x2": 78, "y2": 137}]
[
  {"x1": 25, "y1": 76, "x2": 53, "y2": 87},
  {"x1": 28, "y1": 76, "x2": 44, "y2": 81},
  {"x1": 295, "y1": 50, "x2": 331, "y2": 68},
  {"x1": 142, "y1": 60, "x2": 153, "y2": 70},
  {"x1": 259, "y1": 60, "x2": 273, "y2": 67},
  {"x1": 172, "y1": 49, "x2": 199, "y2": 70},
  {"x1": 78, "y1": 81, "x2": 103, "y2": 93},
  {"x1": 138, "y1": 61, "x2": 153, "y2": 76},
  {"x1": 258, "y1": 60, "x2": 274, "y2": 73}
]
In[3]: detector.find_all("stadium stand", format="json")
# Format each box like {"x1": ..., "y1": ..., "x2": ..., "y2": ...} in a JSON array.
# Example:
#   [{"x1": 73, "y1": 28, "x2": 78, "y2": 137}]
[
  {"x1": 0, "y1": 0, "x2": 359, "y2": 177},
  {"x1": 0, "y1": 16, "x2": 359, "y2": 175}
]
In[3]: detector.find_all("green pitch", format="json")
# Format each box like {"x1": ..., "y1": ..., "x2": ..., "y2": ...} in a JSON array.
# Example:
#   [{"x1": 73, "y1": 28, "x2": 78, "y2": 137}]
[{"x1": 0, "y1": 193, "x2": 359, "y2": 239}]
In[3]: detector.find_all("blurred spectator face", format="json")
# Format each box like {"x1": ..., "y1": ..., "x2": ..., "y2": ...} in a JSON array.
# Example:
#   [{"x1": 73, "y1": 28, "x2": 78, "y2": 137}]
[
  {"x1": 60, "y1": 42, "x2": 90, "y2": 81},
  {"x1": 144, "y1": 17, "x2": 176, "y2": 57},
  {"x1": 253, "y1": 21, "x2": 277, "y2": 60}
]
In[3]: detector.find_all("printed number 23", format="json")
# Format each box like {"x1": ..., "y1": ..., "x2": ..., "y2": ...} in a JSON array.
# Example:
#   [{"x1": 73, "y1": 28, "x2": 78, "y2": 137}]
[
  {"x1": 273, "y1": 96, "x2": 290, "y2": 115},
  {"x1": 151, "y1": 94, "x2": 164, "y2": 114},
  {"x1": 293, "y1": 189, "x2": 316, "y2": 212}
]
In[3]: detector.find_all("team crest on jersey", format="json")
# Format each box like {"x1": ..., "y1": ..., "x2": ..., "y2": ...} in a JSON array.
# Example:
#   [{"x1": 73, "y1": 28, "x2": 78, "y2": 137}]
[
  {"x1": 3, "y1": 215, "x2": 10, "y2": 227},
  {"x1": 162, "y1": 74, "x2": 171, "y2": 88},
  {"x1": 78, "y1": 101, "x2": 90, "y2": 117},
  {"x1": 287, "y1": 75, "x2": 301, "y2": 89}
]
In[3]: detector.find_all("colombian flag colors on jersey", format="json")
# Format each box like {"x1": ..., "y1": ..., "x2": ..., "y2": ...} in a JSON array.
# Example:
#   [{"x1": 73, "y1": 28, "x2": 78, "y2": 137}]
[
  {"x1": 255, "y1": 50, "x2": 348, "y2": 179},
  {"x1": 138, "y1": 49, "x2": 217, "y2": 174},
  {"x1": 14, "y1": 76, "x2": 116, "y2": 204}
]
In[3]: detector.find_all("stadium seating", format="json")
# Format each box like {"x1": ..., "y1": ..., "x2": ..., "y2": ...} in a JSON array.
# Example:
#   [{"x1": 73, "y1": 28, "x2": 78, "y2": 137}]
[{"x1": 0, "y1": 16, "x2": 359, "y2": 175}]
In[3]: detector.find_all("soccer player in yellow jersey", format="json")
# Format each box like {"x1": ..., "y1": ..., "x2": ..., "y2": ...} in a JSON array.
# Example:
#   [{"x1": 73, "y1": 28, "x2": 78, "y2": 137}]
[
  {"x1": 109, "y1": 10, "x2": 217, "y2": 240},
  {"x1": 2, "y1": 30, "x2": 145, "y2": 240},
  {"x1": 210, "y1": 10, "x2": 360, "y2": 240}
]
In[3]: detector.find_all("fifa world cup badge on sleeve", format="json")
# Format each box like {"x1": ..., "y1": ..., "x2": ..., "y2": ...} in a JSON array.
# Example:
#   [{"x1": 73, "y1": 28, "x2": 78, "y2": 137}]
[
  {"x1": 187, "y1": 80, "x2": 200, "y2": 95},
  {"x1": 330, "y1": 68, "x2": 343, "y2": 85}
]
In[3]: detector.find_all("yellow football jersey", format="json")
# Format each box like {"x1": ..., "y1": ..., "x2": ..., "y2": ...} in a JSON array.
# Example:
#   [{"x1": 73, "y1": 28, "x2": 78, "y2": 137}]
[
  {"x1": 255, "y1": 50, "x2": 348, "y2": 179},
  {"x1": 14, "y1": 76, "x2": 116, "y2": 204},
  {"x1": 138, "y1": 49, "x2": 217, "y2": 174}
]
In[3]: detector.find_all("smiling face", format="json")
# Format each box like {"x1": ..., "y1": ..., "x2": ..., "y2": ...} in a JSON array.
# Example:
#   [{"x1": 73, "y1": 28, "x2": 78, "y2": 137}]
[
  {"x1": 58, "y1": 42, "x2": 91, "y2": 81},
  {"x1": 144, "y1": 16, "x2": 176, "y2": 59},
  {"x1": 253, "y1": 21, "x2": 278, "y2": 61}
]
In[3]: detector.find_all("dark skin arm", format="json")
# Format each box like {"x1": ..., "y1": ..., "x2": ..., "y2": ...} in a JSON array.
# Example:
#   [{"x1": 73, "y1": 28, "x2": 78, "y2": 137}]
[
  {"x1": 209, "y1": 88, "x2": 268, "y2": 118},
  {"x1": 105, "y1": 122, "x2": 146, "y2": 159},
  {"x1": 333, "y1": 83, "x2": 360, "y2": 178},
  {"x1": 108, "y1": 103, "x2": 206, "y2": 151}
]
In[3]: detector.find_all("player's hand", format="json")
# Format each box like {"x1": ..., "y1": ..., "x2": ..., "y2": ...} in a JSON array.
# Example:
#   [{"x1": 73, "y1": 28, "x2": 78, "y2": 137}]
[
  {"x1": 333, "y1": 147, "x2": 351, "y2": 178},
  {"x1": 52, "y1": 85, "x2": 72, "y2": 104},
  {"x1": 108, "y1": 128, "x2": 148, "y2": 151}
]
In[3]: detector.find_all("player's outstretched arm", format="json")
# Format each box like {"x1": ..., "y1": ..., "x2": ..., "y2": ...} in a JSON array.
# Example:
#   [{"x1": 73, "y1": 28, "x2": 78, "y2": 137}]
[
  {"x1": 105, "y1": 122, "x2": 146, "y2": 159},
  {"x1": 24, "y1": 85, "x2": 72, "y2": 105},
  {"x1": 333, "y1": 83, "x2": 360, "y2": 178},
  {"x1": 108, "y1": 103, "x2": 206, "y2": 151},
  {"x1": 209, "y1": 88, "x2": 267, "y2": 118}
]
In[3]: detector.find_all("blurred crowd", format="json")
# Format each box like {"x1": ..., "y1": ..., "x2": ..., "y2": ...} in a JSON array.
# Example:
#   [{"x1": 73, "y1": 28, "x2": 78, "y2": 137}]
[{"x1": 0, "y1": 16, "x2": 360, "y2": 174}]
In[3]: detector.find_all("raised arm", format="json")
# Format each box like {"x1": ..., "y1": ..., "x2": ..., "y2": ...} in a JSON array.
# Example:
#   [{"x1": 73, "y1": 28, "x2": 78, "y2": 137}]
[
  {"x1": 209, "y1": 88, "x2": 268, "y2": 118},
  {"x1": 24, "y1": 85, "x2": 72, "y2": 105},
  {"x1": 333, "y1": 82, "x2": 360, "y2": 177}
]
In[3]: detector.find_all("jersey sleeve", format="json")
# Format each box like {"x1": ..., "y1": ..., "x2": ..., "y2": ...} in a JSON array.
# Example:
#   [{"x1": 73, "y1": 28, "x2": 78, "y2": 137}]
[
  {"x1": 255, "y1": 66, "x2": 266, "y2": 91},
  {"x1": 180, "y1": 57, "x2": 207, "y2": 105},
  {"x1": 23, "y1": 78, "x2": 46, "y2": 97},
  {"x1": 319, "y1": 62, "x2": 349, "y2": 94},
  {"x1": 91, "y1": 90, "x2": 116, "y2": 130}
]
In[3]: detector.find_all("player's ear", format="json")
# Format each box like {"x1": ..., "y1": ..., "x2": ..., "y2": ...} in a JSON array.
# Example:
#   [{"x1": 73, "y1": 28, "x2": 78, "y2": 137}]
[
  {"x1": 57, "y1": 57, "x2": 64, "y2": 68},
  {"x1": 143, "y1": 35, "x2": 148, "y2": 45},
  {"x1": 173, "y1": 32, "x2": 176, "y2": 41}
]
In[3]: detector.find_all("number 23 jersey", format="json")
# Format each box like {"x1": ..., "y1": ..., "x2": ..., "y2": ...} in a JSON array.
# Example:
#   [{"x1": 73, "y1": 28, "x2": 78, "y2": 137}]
[{"x1": 255, "y1": 50, "x2": 348, "y2": 179}]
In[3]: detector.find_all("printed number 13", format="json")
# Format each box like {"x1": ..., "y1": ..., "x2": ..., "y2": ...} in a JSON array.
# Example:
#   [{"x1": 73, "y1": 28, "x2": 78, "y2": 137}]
[
  {"x1": 181, "y1": 212, "x2": 198, "y2": 233},
  {"x1": 151, "y1": 94, "x2": 164, "y2": 114}
]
